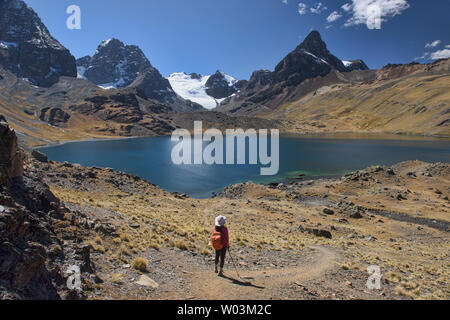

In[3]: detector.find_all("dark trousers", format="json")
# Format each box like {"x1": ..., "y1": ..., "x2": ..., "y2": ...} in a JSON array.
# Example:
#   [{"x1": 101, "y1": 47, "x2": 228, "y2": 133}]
[{"x1": 215, "y1": 248, "x2": 227, "y2": 268}]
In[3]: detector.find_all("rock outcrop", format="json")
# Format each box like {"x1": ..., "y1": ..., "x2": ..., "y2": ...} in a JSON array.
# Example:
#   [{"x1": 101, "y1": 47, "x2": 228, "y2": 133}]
[
  {"x1": 39, "y1": 107, "x2": 71, "y2": 127},
  {"x1": 0, "y1": 114, "x2": 23, "y2": 184},
  {"x1": 205, "y1": 70, "x2": 238, "y2": 99},
  {"x1": 0, "y1": 115, "x2": 101, "y2": 299},
  {"x1": 0, "y1": 0, "x2": 77, "y2": 87},
  {"x1": 246, "y1": 70, "x2": 273, "y2": 90},
  {"x1": 343, "y1": 59, "x2": 369, "y2": 72}
]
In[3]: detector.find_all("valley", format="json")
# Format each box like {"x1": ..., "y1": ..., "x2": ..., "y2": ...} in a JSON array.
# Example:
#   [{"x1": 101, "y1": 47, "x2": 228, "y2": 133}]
[{"x1": 0, "y1": 0, "x2": 448, "y2": 301}]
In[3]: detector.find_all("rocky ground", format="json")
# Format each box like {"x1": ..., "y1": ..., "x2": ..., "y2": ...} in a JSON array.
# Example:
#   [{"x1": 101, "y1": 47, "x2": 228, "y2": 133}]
[
  {"x1": 1, "y1": 115, "x2": 448, "y2": 300},
  {"x1": 17, "y1": 152, "x2": 450, "y2": 300}
]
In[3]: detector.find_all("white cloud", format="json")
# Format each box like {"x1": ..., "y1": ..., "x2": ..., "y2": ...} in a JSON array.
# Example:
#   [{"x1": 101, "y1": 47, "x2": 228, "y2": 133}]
[
  {"x1": 414, "y1": 52, "x2": 429, "y2": 61},
  {"x1": 298, "y1": 3, "x2": 307, "y2": 15},
  {"x1": 282, "y1": 0, "x2": 288, "y2": 5},
  {"x1": 344, "y1": 0, "x2": 410, "y2": 30},
  {"x1": 430, "y1": 49, "x2": 450, "y2": 60},
  {"x1": 310, "y1": 2, "x2": 327, "y2": 14},
  {"x1": 446, "y1": 45, "x2": 450, "y2": 49},
  {"x1": 425, "y1": 40, "x2": 441, "y2": 48},
  {"x1": 342, "y1": 3, "x2": 352, "y2": 12},
  {"x1": 327, "y1": 11, "x2": 343, "y2": 22}
]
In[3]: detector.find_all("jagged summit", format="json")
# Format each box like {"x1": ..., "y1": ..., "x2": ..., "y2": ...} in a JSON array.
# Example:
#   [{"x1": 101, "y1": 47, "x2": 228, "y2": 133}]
[
  {"x1": 272, "y1": 31, "x2": 346, "y2": 85},
  {"x1": 297, "y1": 31, "x2": 329, "y2": 57},
  {"x1": 0, "y1": 0, "x2": 77, "y2": 86},
  {"x1": 76, "y1": 38, "x2": 152, "y2": 88},
  {"x1": 205, "y1": 70, "x2": 238, "y2": 99},
  {"x1": 218, "y1": 31, "x2": 372, "y2": 115}
]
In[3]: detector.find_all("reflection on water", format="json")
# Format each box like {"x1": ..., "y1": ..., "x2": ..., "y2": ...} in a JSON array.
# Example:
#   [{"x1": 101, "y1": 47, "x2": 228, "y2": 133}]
[{"x1": 38, "y1": 135, "x2": 450, "y2": 198}]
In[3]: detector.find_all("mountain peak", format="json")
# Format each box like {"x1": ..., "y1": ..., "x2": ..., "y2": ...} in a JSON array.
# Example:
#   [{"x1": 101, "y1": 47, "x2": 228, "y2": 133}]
[
  {"x1": 97, "y1": 38, "x2": 128, "y2": 51},
  {"x1": 297, "y1": 30, "x2": 328, "y2": 57},
  {"x1": 78, "y1": 39, "x2": 152, "y2": 88},
  {"x1": 304, "y1": 30, "x2": 322, "y2": 41},
  {"x1": 0, "y1": 0, "x2": 76, "y2": 86},
  {"x1": 1, "y1": 0, "x2": 26, "y2": 9}
]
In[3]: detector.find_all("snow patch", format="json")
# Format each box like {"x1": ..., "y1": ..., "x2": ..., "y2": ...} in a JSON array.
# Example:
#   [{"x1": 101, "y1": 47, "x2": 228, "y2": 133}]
[
  {"x1": 222, "y1": 72, "x2": 238, "y2": 86},
  {"x1": 100, "y1": 38, "x2": 113, "y2": 47},
  {"x1": 301, "y1": 50, "x2": 329, "y2": 65},
  {"x1": 342, "y1": 60, "x2": 353, "y2": 67},
  {"x1": 77, "y1": 66, "x2": 86, "y2": 79},
  {"x1": 0, "y1": 41, "x2": 18, "y2": 49},
  {"x1": 168, "y1": 72, "x2": 222, "y2": 109},
  {"x1": 98, "y1": 77, "x2": 126, "y2": 89}
]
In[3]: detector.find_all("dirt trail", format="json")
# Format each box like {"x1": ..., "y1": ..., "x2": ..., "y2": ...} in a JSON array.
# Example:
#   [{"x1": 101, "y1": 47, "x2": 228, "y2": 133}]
[{"x1": 189, "y1": 246, "x2": 340, "y2": 300}]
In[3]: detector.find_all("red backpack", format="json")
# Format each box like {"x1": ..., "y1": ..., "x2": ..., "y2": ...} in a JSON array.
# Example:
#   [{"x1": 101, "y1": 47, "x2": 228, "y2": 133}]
[{"x1": 210, "y1": 227, "x2": 224, "y2": 250}]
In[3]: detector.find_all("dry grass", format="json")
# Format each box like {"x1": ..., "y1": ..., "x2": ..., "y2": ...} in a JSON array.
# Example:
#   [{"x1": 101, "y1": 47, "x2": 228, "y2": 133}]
[
  {"x1": 47, "y1": 160, "x2": 450, "y2": 300},
  {"x1": 131, "y1": 257, "x2": 149, "y2": 272},
  {"x1": 265, "y1": 74, "x2": 450, "y2": 136}
]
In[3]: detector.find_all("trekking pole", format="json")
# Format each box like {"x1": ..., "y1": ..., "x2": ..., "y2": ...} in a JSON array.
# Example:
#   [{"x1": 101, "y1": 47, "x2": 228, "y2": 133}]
[{"x1": 227, "y1": 248, "x2": 243, "y2": 280}]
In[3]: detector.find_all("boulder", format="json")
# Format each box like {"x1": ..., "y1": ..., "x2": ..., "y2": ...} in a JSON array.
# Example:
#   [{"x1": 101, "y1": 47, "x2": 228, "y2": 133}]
[
  {"x1": 135, "y1": 275, "x2": 159, "y2": 289},
  {"x1": 0, "y1": 115, "x2": 23, "y2": 184},
  {"x1": 308, "y1": 228, "x2": 332, "y2": 239},
  {"x1": 31, "y1": 149, "x2": 48, "y2": 163},
  {"x1": 299, "y1": 225, "x2": 332, "y2": 239}
]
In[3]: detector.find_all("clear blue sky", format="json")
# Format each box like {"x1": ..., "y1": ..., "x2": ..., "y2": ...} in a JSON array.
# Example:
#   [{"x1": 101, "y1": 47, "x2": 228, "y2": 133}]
[{"x1": 24, "y1": 0, "x2": 450, "y2": 80}]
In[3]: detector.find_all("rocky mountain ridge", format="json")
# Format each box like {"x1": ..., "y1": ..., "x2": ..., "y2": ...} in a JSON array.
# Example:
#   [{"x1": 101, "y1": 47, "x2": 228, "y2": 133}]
[
  {"x1": 77, "y1": 38, "x2": 202, "y2": 113},
  {"x1": 0, "y1": 0, "x2": 77, "y2": 87},
  {"x1": 218, "y1": 31, "x2": 369, "y2": 114},
  {"x1": 76, "y1": 38, "x2": 152, "y2": 88},
  {"x1": 204, "y1": 70, "x2": 241, "y2": 99}
]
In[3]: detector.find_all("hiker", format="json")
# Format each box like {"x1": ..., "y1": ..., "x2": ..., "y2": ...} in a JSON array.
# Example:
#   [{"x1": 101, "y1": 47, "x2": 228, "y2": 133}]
[{"x1": 210, "y1": 215, "x2": 229, "y2": 276}]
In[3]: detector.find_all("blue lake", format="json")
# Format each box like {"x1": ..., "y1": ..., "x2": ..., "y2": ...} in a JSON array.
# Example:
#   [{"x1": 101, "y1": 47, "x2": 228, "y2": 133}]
[{"x1": 38, "y1": 135, "x2": 450, "y2": 198}]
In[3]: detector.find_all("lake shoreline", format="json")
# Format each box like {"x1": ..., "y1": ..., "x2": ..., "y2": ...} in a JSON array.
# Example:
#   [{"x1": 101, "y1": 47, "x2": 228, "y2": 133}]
[
  {"x1": 33, "y1": 130, "x2": 450, "y2": 151},
  {"x1": 36, "y1": 134, "x2": 450, "y2": 199}
]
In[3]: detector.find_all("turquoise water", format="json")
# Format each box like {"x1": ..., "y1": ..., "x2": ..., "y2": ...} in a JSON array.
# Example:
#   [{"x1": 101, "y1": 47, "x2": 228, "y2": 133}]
[{"x1": 38, "y1": 135, "x2": 450, "y2": 198}]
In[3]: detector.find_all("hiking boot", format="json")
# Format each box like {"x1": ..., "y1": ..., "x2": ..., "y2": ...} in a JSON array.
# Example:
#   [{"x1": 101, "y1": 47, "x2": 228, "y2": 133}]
[
  {"x1": 214, "y1": 265, "x2": 218, "y2": 274},
  {"x1": 218, "y1": 268, "x2": 224, "y2": 277}
]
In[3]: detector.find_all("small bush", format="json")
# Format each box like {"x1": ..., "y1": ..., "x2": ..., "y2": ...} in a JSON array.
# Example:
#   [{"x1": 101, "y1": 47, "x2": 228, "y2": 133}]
[
  {"x1": 93, "y1": 245, "x2": 105, "y2": 254},
  {"x1": 148, "y1": 241, "x2": 160, "y2": 250},
  {"x1": 110, "y1": 273, "x2": 125, "y2": 284},
  {"x1": 200, "y1": 246, "x2": 211, "y2": 256},
  {"x1": 171, "y1": 239, "x2": 188, "y2": 250},
  {"x1": 95, "y1": 236, "x2": 103, "y2": 245},
  {"x1": 118, "y1": 245, "x2": 130, "y2": 256},
  {"x1": 132, "y1": 257, "x2": 149, "y2": 272},
  {"x1": 120, "y1": 233, "x2": 131, "y2": 242}
]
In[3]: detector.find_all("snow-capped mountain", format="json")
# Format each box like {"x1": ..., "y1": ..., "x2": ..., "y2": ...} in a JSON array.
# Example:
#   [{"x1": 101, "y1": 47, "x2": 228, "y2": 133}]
[
  {"x1": 77, "y1": 39, "x2": 202, "y2": 112},
  {"x1": 0, "y1": 0, "x2": 77, "y2": 87},
  {"x1": 76, "y1": 38, "x2": 152, "y2": 89},
  {"x1": 341, "y1": 59, "x2": 369, "y2": 72},
  {"x1": 168, "y1": 71, "x2": 241, "y2": 109}
]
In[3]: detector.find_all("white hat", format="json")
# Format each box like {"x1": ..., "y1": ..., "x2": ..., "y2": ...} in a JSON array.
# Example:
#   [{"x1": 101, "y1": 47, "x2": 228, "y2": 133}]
[{"x1": 215, "y1": 215, "x2": 227, "y2": 227}]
